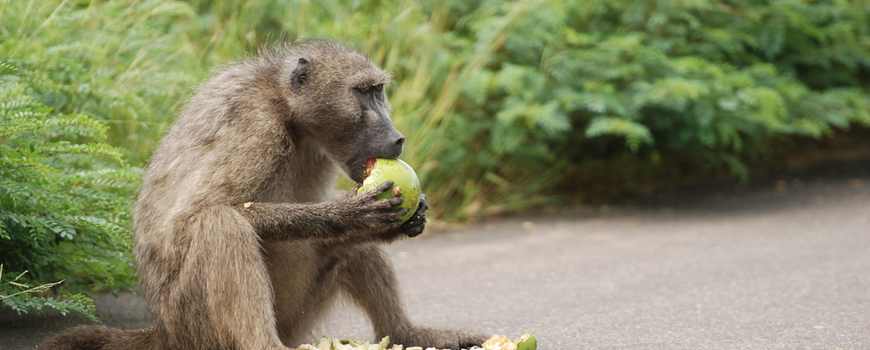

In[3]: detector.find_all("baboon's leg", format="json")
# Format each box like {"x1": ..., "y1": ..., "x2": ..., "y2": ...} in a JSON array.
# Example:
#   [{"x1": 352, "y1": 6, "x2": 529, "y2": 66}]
[
  {"x1": 266, "y1": 242, "x2": 344, "y2": 346},
  {"x1": 336, "y1": 245, "x2": 486, "y2": 349},
  {"x1": 172, "y1": 205, "x2": 286, "y2": 350},
  {"x1": 335, "y1": 245, "x2": 411, "y2": 338}
]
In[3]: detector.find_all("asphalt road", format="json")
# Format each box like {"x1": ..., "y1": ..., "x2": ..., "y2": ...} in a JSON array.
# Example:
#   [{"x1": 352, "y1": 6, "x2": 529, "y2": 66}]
[{"x1": 2, "y1": 174, "x2": 869, "y2": 349}]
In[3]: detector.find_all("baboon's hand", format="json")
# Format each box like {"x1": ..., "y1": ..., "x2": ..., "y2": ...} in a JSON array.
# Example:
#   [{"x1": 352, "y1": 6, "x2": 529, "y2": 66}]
[
  {"x1": 339, "y1": 181, "x2": 407, "y2": 237},
  {"x1": 401, "y1": 193, "x2": 427, "y2": 237}
]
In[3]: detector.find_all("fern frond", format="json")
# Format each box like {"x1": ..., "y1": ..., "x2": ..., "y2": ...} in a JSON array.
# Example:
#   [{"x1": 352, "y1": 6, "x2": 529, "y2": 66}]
[
  {"x1": 585, "y1": 117, "x2": 654, "y2": 152},
  {"x1": 40, "y1": 142, "x2": 123, "y2": 161},
  {"x1": 0, "y1": 62, "x2": 18, "y2": 76}
]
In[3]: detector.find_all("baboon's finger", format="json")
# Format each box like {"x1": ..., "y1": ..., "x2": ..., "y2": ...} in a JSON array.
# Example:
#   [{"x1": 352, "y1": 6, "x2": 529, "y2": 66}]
[
  {"x1": 359, "y1": 180, "x2": 394, "y2": 199},
  {"x1": 374, "y1": 196, "x2": 403, "y2": 209},
  {"x1": 402, "y1": 222, "x2": 425, "y2": 237},
  {"x1": 386, "y1": 207, "x2": 410, "y2": 221},
  {"x1": 402, "y1": 210, "x2": 426, "y2": 227},
  {"x1": 416, "y1": 193, "x2": 429, "y2": 214}
]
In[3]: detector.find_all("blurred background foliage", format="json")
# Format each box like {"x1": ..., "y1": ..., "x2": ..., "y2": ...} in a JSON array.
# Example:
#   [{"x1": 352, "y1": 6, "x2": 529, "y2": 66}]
[{"x1": 2, "y1": 0, "x2": 869, "y2": 316}]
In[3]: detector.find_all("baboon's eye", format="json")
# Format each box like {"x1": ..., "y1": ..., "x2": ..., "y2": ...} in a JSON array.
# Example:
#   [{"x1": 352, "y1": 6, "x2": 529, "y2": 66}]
[{"x1": 356, "y1": 84, "x2": 383, "y2": 94}]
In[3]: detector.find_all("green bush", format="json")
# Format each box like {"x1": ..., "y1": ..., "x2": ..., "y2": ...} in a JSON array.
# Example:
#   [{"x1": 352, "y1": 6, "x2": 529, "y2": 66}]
[
  {"x1": 431, "y1": 0, "x2": 870, "y2": 208},
  {"x1": 0, "y1": 62, "x2": 137, "y2": 319}
]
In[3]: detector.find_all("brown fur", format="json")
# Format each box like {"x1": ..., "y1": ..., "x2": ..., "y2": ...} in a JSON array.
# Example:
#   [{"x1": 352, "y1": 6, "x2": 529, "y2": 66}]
[{"x1": 39, "y1": 40, "x2": 485, "y2": 350}]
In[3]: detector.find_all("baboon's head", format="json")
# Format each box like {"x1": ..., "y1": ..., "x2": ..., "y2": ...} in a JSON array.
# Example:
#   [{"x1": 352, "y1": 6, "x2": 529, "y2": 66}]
[{"x1": 282, "y1": 41, "x2": 404, "y2": 183}]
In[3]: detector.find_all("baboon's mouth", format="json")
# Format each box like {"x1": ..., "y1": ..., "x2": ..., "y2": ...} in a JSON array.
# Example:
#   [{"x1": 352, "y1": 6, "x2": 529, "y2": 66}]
[{"x1": 364, "y1": 157, "x2": 377, "y2": 177}]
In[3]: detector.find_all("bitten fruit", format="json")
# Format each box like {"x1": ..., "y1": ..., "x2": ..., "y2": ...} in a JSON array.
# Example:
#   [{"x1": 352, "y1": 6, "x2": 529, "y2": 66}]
[{"x1": 357, "y1": 158, "x2": 421, "y2": 222}]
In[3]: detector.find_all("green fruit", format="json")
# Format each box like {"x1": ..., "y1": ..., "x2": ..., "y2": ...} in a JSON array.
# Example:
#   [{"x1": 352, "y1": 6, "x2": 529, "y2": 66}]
[
  {"x1": 516, "y1": 333, "x2": 537, "y2": 350},
  {"x1": 356, "y1": 158, "x2": 421, "y2": 222}
]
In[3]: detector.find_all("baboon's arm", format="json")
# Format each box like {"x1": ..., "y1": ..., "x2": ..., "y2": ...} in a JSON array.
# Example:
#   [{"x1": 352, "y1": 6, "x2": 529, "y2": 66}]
[{"x1": 238, "y1": 182, "x2": 407, "y2": 241}]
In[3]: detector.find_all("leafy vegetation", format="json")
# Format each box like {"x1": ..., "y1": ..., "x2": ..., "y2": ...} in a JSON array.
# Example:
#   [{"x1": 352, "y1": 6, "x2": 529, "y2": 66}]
[
  {"x1": 1, "y1": 0, "x2": 869, "y2": 316},
  {"x1": 0, "y1": 62, "x2": 137, "y2": 318},
  {"x1": 0, "y1": 0, "x2": 203, "y2": 166},
  {"x1": 431, "y1": 0, "x2": 870, "y2": 210}
]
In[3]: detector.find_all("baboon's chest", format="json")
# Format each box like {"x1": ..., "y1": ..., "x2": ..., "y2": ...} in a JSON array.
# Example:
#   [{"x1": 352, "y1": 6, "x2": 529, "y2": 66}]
[{"x1": 260, "y1": 156, "x2": 339, "y2": 204}]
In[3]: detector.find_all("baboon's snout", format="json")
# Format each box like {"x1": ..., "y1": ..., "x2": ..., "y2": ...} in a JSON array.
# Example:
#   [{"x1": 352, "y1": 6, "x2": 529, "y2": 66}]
[
  {"x1": 394, "y1": 134, "x2": 405, "y2": 148},
  {"x1": 385, "y1": 131, "x2": 405, "y2": 158}
]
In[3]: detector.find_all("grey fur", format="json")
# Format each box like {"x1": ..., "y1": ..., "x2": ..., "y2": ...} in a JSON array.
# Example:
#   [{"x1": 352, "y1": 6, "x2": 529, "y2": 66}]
[{"x1": 39, "y1": 40, "x2": 485, "y2": 350}]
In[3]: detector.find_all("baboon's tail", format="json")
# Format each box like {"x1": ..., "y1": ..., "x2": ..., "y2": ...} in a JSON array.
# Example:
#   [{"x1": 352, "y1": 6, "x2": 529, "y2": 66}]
[{"x1": 37, "y1": 325, "x2": 156, "y2": 350}]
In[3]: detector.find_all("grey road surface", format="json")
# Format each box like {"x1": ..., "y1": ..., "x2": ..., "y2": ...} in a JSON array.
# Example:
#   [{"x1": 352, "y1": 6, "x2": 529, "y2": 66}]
[{"x1": 2, "y1": 175, "x2": 869, "y2": 349}]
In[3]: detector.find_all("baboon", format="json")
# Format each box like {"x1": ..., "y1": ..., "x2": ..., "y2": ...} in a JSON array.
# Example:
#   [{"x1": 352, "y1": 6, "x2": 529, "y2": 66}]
[{"x1": 40, "y1": 40, "x2": 486, "y2": 350}]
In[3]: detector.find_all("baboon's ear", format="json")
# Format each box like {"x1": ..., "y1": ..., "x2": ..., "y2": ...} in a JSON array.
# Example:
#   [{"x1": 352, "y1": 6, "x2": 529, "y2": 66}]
[{"x1": 289, "y1": 57, "x2": 311, "y2": 94}]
